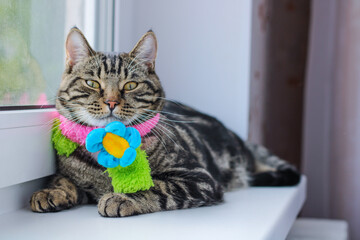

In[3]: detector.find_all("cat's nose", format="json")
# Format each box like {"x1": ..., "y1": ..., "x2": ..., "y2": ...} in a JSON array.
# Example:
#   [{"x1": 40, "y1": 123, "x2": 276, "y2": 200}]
[{"x1": 105, "y1": 100, "x2": 119, "y2": 110}]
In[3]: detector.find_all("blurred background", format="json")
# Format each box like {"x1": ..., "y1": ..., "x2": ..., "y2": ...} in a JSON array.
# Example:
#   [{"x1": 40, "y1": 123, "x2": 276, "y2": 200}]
[{"x1": 0, "y1": 0, "x2": 359, "y2": 238}]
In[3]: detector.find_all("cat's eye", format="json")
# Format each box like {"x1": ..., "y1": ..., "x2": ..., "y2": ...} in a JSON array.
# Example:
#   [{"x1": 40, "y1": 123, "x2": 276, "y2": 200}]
[
  {"x1": 124, "y1": 81, "x2": 138, "y2": 91},
  {"x1": 86, "y1": 80, "x2": 100, "y2": 89}
]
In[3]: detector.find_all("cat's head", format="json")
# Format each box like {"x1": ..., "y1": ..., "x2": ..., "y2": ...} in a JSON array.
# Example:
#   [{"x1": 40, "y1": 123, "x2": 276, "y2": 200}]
[{"x1": 56, "y1": 27, "x2": 165, "y2": 127}]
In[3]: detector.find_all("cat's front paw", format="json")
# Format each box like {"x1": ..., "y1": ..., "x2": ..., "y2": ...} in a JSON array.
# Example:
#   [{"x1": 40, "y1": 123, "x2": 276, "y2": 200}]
[
  {"x1": 30, "y1": 189, "x2": 75, "y2": 213},
  {"x1": 98, "y1": 193, "x2": 141, "y2": 217}
]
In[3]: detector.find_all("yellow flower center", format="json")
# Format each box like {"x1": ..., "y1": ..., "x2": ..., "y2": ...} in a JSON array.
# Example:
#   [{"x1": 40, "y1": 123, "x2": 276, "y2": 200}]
[{"x1": 103, "y1": 132, "x2": 130, "y2": 158}]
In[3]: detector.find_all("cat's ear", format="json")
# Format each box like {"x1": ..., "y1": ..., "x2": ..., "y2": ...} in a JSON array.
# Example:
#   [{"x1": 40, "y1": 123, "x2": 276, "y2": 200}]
[
  {"x1": 129, "y1": 30, "x2": 158, "y2": 70},
  {"x1": 65, "y1": 27, "x2": 94, "y2": 67}
]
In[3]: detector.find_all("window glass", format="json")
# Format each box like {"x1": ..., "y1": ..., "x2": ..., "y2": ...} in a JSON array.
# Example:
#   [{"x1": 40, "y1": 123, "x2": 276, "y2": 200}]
[{"x1": 0, "y1": 0, "x2": 95, "y2": 107}]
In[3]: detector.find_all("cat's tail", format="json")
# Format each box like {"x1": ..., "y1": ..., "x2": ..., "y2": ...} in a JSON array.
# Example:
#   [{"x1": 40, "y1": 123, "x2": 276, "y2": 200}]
[{"x1": 245, "y1": 142, "x2": 301, "y2": 186}]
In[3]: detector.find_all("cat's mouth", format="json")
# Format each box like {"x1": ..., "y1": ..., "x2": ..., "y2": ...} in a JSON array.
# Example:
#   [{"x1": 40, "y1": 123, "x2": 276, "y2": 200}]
[
  {"x1": 94, "y1": 112, "x2": 136, "y2": 127},
  {"x1": 80, "y1": 108, "x2": 139, "y2": 127},
  {"x1": 96, "y1": 114, "x2": 130, "y2": 126}
]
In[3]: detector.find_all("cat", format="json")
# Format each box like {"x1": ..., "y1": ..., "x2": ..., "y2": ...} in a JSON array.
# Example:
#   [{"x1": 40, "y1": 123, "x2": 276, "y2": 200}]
[{"x1": 30, "y1": 27, "x2": 300, "y2": 217}]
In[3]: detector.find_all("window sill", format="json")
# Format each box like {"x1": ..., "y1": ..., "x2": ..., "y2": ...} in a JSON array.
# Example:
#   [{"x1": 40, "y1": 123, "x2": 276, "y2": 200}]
[
  {"x1": 0, "y1": 177, "x2": 306, "y2": 240},
  {"x1": 0, "y1": 109, "x2": 56, "y2": 189}
]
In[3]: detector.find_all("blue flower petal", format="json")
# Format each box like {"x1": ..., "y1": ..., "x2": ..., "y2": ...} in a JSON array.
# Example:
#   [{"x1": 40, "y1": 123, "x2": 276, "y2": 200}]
[
  {"x1": 86, "y1": 128, "x2": 106, "y2": 152},
  {"x1": 98, "y1": 150, "x2": 119, "y2": 168},
  {"x1": 120, "y1": 148, "x2": 137, "y2": 167},
  {"x1": 124, "y1": 127, "x2": 141, "y2": 149},
  {"x1": 105, "y1": 121, "x2": 126, "y2": 137}
]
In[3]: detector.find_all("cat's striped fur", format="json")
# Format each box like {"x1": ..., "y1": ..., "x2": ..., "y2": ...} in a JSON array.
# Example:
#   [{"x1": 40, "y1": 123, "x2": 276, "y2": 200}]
[{"x1": 30, "y1": 28, "x2": 300, "y2": 217}]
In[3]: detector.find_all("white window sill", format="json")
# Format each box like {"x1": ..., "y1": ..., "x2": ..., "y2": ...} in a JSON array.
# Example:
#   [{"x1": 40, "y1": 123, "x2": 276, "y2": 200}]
[
  {"x1": 0, "y1": 109, "x2": 56, "y2": 190},
  {"x1": 0, "y1": 177, "x2": 306, "y2": 240}
]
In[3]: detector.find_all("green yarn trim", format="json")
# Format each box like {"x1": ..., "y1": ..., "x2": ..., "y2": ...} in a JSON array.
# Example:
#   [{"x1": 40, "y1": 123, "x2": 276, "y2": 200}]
[
  {"x1": 106, "y1": 146, "x2": 154, "y2": 193},
  {"x1": 52, "y1": 118, "x2": 79, "y2": 157}
]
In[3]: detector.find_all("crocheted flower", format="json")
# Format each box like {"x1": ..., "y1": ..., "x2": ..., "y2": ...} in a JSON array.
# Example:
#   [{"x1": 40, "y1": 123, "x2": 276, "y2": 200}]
[{"x1": 85, "y1": 122, "x2": 141, "y2": 168}]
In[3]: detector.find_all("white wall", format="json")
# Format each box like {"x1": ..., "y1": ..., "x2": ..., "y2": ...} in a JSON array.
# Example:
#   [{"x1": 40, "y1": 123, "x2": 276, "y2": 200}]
[{"x1": 115, "y1": 0, "x2": 252, "y2": 139}]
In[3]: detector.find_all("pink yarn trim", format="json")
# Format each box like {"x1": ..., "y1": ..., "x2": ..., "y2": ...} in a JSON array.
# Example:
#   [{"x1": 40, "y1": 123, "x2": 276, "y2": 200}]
[
  {"x1": 134, "y1": 113, "x2": 160, "y2": 137},
  {"x1": 57, "y1": 113, "x2": 160, "y2": 146}
]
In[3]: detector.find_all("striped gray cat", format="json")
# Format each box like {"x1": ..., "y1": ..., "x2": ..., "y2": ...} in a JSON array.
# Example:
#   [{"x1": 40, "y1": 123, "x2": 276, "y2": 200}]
[{"x1": 30, "y1": 27, "x2": 300, "y2": 217}]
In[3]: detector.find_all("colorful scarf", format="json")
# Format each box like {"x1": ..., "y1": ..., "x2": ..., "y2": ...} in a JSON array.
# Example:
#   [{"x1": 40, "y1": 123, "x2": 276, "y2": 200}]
[{"x1": 51, "y1": 113, "x2": 159, "y2": 193}]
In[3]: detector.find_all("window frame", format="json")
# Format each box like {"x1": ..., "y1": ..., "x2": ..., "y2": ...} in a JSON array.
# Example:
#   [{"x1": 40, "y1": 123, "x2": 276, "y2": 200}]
[
  {"x1": 0, "y1": 0, "x2": 115, "y2": 191},
  {"x1": 0, "y1": 0, "x2": 115, "y2": 111}
]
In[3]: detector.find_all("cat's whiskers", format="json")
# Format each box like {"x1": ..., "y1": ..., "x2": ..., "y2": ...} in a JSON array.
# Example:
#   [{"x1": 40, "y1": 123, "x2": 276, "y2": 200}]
[
  {"x1": 140, "y1": 112, "x2": 194, "y2": 133},
  {"x1": 138, "y1": 111, "x2": 178, "y2": 131},
  {"x1": 153, "y1": 122, "x2": 181, "y2": 149},
  {"x1": 154, "y1": 96, "x2": 184, "y2": 107},
  {"x1": 56, "y1": 100, "x2": 98, "y2": 125},
  {"x1": 143, "y1": 108, "x2": 187, "y2": 117},
  {"x1": 60, "y1": 113, "x2": 84, "y2": 135},
  {"x1": 133, "y1": 115, "x2": 169, "y2": 153},
  {"x1": 59, "y1": 114, "x2": 89, "y2": 145},
  {"x1": 151, "y1": 120, "x2": 176, "y2": 137},
  {"x1": 40, "y1": 117, "x2": 60, "y2": 136},
  {"x1": 161, "y1": 115, "x2": 197, "y2": 124},
  {"x1": 137, "y1": 112, "x2": 182, "y2": 150},
  {"x1": 49, "y1": 104, "x2": 90, "y2": 142},
  {"x1": 136, "y1": 111, "x2": 181, "y2": 150},
  {"x1": 39, "y1": 102, "x2": 84, "y2": 135},
  {"x1": 143, "y1": 101, "x2": 198, "y2": 124}
]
